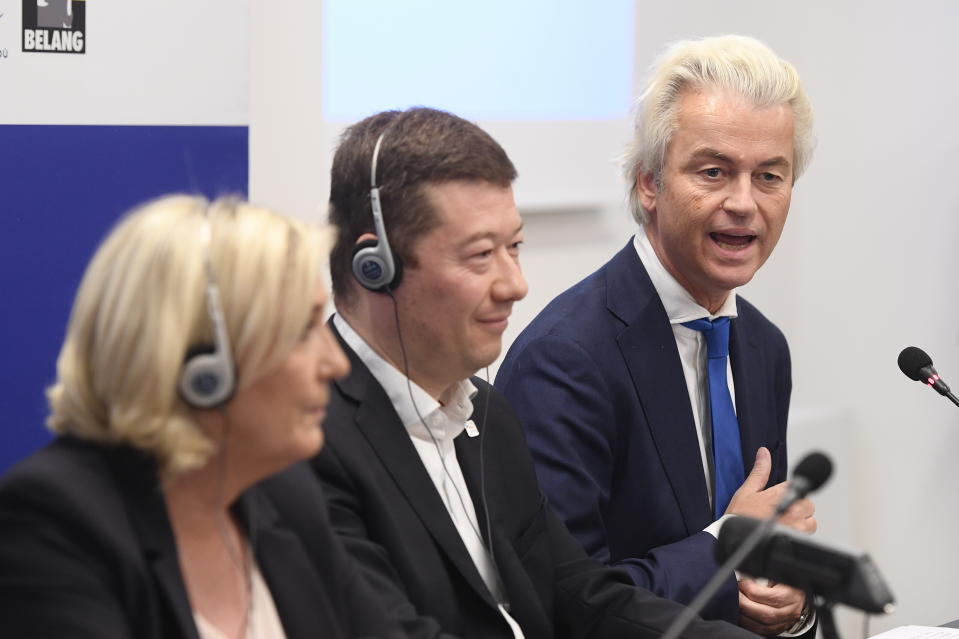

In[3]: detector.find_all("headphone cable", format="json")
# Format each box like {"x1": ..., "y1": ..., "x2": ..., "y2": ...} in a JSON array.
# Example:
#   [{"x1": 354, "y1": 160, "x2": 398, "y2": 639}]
[{"x1": 384, "y1": 287, "x2": 505, "y2": 604}]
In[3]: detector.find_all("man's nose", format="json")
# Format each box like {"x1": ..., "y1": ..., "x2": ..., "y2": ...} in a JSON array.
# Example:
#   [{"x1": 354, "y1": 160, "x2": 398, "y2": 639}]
[
  {"x1": 722, "y1": 174, "x2": 759, "y2": 218},
  {"x1": 492, "y1": 250, "x2": 528, "y2": 302}
]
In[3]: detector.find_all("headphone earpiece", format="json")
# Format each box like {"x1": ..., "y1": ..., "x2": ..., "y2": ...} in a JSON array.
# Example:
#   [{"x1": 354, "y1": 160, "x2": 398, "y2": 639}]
[
  {"x1": 352, "y1": 237, "x2": 403, "y2": 291},
  {"x1": 177, "y1": 209, "x2": 237, "y2": 410},
  {"x1": 351, "y1": 130, "x2": 402, "y2": 293},
  {"x1": 179, "y1": 344, "x2": 235, "y2": 409}
]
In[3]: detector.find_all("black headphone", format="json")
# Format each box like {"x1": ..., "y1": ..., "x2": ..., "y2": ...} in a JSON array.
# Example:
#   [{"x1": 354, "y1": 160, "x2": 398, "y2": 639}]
[
  {"x1": 351, "y1": 130, "x2": 404, "y2": 291},
  {"x1": 178, "y1": 208, "x2": 237, "y2": 409}
]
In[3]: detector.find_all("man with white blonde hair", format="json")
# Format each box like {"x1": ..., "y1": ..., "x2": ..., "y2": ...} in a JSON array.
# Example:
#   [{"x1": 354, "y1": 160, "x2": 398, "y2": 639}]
[{"x1": 498, "y1": 35, "x2": 817, "y2": 635}]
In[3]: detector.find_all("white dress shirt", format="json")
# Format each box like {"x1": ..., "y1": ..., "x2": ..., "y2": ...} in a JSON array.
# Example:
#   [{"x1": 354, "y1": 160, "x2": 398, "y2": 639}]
[
  {"x1": 633, "y1": 226, "x2": 738, "y2": 534},
  {"x1": 334, "y1": 314, "x2": 525, "y2": 639},
  {"x1": 633, "y1": 228, "x2": 814, "y2": 635}
]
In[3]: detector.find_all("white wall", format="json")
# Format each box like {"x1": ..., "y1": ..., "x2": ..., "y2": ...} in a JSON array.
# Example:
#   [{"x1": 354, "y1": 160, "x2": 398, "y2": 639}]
[
  {"x1": 0, "y1": 0, "x2": 247, "y2": 125},
  {"x1": 250, "y1": 1, "x2": 959, "y2": 633},
  {"x1": 623, "y1": 2, "x2": 959, "y2": 634},
  {"x1": 249, "y1": 0, "x2": 327, "y2": 220}
]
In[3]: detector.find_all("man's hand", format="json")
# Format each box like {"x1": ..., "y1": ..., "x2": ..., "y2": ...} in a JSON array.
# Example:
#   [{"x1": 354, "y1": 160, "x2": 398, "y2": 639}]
[
  {"x1": 724, "y1": 447, "x2": 817, "y2": 534},
  {"x1": 738, "y1": 579, "x2": 807, "y2": 636}
]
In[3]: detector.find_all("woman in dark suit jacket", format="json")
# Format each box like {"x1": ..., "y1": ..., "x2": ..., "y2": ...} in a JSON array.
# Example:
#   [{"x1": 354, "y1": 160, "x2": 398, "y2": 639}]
[{"x1": 0, "y1": 196, "x2": 401, "y2": 639}]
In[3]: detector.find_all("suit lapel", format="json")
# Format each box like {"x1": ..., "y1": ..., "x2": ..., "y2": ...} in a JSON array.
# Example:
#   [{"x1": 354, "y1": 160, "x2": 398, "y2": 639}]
[
  {"x1": 456, "y1": 390, "x2": 553, "y2": 639},
  {"x1": 729, "y1": 308, "x2": 764, "y2": 477},
  {"x1": 109, "y1": 449, "x2": 200, "y2": 639},
  {"x1": 455, "y1": 431, "x2": 490, "y2": 544},
  {"x1": 332, "y1": 323, "x2": 500, "y2": 610},
  {"x1": 112, "y1": 447, "x2": 349, "y2": 639},
  {"x1": 607, "y1": 243, "x2": 714, "y2": 533},
  {"x1": 237, "y1": 490, "x2": 346, "y2": 639}
]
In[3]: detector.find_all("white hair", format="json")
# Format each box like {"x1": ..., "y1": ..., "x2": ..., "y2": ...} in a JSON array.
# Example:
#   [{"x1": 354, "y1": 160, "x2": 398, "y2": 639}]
[{"x1": 623, "y1": 34, "x2": 815, "y2": 224}]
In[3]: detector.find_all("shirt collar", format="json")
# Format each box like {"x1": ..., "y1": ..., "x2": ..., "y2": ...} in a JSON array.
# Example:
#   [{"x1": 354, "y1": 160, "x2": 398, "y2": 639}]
[
  {"x1": 632, "y1": 225, "x2": 738, "y2": 325},
  {"x1": 333, "y1": 313, "x2": 477, "y2": 442}
]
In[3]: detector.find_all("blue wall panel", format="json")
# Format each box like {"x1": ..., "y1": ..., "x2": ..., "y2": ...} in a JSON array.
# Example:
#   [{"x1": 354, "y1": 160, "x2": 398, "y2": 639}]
[{"x1": 0, "y1": 125, "x2": 248, "y2": 472}]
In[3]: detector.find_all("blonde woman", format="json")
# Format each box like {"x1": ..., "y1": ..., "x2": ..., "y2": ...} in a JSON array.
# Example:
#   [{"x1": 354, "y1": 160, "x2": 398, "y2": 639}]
[{"x1": 0, "y1": 196, "x2": 402, "y2": 639}]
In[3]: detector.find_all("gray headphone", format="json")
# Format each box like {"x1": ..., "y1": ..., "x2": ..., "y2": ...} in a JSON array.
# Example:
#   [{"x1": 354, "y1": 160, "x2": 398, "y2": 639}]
[
  {"x1": 351, "y1": 131, "x2": 403, "y2": 291},
  {"x1": 177, "y1": 209, "x2": 237, "y2": 409}
]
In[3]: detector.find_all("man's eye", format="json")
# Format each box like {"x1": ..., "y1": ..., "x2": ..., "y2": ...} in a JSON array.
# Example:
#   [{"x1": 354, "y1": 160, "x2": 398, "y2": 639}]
[
  {"x1": 702, "y1": 168, "x2": 722, "y2": 178},
  {"x1": 759, "y1": 172, "x2": 781, "y2": 182}
]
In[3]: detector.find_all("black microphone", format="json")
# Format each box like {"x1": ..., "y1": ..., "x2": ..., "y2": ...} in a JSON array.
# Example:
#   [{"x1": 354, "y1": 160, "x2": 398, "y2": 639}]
[
  {"x1": 717, "y1": 517, "x2": 895, "y2": 614},
  {"x1": 897, "y1": 346, "x2": 959, "y2": 407},
  {"x1": 775, "y1": 451, "x2": 832, "y2": 515},
  {"x1": 659, "y1": 452, "x2": 832, "y2": 639}
]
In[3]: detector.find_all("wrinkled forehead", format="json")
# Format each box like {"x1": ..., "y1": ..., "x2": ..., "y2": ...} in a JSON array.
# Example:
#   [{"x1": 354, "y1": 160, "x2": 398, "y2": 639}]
[{"x1": 667, "y1": 88, "x2": 795, "y2": 163}]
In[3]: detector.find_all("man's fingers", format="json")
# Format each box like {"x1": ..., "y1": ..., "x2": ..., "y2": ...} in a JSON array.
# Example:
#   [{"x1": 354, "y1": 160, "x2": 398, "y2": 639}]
[
  {"x1": 738, "y1": 582, "x2": 805, "y2": 635},
  {"x1": 739, "y1": 580, "x2": 804, "y2": 607},
  {"x1": 779, "y1": 497, "x2": 817, "y2": 533},
  {"x1": 783, "y1": 515, "x2": 817, "y2": 534},
  {"x1": 725, "y1": 448, "x2": 781, "y2": 517},
  {"x1": 783, "y1": 497, "x2": 815, "y2": 519},
  {"x1": 738, "y1": 594, "x2": 796, "y2": 636},
  {"x1": 741, "y1": 446, "x2": 772, "y2": 492}
]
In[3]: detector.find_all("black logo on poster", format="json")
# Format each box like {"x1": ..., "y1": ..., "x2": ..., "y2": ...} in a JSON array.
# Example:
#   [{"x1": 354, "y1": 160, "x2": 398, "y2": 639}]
[{"x1": 22, "y1": 0, "x2": 85, "y2": 54}]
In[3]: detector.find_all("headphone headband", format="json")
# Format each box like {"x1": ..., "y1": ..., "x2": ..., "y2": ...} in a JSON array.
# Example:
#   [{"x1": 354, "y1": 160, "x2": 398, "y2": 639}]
[{"x1": 371, "y1": 131, "x2": 385, "y2": 189}]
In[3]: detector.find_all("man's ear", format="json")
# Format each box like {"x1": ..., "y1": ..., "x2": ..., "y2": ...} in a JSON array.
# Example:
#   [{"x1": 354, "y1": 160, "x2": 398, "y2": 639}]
[
  {"x1": 355, "y1": 232, "x2": 378, "y2": 247},
  {"x1": 636, "y1": 170, "x2": 659, "y2": 214}
]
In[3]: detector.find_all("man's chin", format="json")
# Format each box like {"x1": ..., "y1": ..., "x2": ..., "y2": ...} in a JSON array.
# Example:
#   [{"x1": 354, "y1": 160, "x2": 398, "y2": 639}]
[
  {"x1": 707, "y1": 264, "x2": 761, "y2": 292},
  {"x1": 469, "y1": 346, "x2": 503, "y2": 377}
]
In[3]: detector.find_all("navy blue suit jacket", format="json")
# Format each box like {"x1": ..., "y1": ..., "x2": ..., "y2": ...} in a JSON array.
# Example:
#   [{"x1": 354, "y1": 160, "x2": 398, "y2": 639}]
[{"x1": 496, "y1": 241, "x2": 791, "y2": 624}]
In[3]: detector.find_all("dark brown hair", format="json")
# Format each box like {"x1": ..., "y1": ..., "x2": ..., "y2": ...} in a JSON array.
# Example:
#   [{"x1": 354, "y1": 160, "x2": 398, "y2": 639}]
[{"x1": 328, "y1": 107, "x2": 517, "y2": 305}]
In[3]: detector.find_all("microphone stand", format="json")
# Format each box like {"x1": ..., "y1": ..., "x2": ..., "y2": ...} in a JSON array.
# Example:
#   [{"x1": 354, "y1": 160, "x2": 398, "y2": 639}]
[
  {"x1": 946, "y1": 391, "x2": 959, "y2": 408},
  {"x1": 815, "y1": 597, "x2": 840, "y2": 639}
]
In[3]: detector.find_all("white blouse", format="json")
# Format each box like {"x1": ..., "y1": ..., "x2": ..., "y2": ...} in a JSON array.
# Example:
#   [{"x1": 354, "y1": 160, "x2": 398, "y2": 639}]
[{"x1": 193, "y1": 559, "x2": 286, "y2": 639}]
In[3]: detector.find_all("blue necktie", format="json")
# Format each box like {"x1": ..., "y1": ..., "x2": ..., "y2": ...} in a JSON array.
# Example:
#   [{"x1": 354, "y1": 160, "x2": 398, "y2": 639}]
[{"x1": 681, "y1": 316, "x2": 744, "y2": 519}]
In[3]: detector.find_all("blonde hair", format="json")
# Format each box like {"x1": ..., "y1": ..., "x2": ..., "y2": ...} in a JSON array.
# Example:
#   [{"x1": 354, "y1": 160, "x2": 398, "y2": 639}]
[
  {"x1": 46, "y1": 195, "x2": 330, "y2": 476},
  {"x1": 623, "y1": 34, "x2": 815, "y2": 224}
]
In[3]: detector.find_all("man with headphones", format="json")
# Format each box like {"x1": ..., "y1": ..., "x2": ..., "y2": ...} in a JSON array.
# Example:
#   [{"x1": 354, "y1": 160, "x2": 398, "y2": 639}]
[{"x1": 307, "y1": 107, "x2": 755, "y2": 639}]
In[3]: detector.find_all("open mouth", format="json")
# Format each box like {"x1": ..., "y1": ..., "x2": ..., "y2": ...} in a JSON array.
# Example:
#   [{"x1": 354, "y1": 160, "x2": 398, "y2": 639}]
[{"x1": 710, "y1": 232, "x2": 757, "y2": 250}]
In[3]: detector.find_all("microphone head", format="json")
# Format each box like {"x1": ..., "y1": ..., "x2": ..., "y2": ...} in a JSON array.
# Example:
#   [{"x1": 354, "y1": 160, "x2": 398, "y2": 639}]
[
  {"x1": 793, "y1": 451, "x2": 832, "y2": 494},
  {"x1": 898, "y1": 346, "x2": 933, "y2": 381}
]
